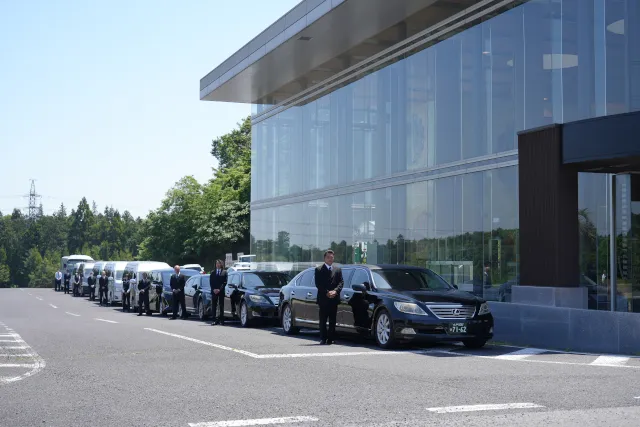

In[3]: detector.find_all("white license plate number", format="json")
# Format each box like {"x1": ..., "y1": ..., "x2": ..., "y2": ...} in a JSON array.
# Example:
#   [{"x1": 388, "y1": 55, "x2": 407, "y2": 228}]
[{"x1": 448, "y1": 323, "x2": 467, "y2": 334}]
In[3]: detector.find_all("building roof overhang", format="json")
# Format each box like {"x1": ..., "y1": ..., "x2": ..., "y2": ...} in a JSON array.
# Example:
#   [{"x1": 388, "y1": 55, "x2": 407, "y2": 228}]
[{"x1": 200, "y1": 0, "x2": 509, "y2": 105}]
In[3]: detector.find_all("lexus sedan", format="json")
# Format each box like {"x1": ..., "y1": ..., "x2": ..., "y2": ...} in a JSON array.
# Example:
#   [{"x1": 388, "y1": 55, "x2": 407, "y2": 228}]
[
  {"x1": 279, "y1": 264, "x2": 494, "y2": 349},
  {"x1": 225, "y1": 270, "x2": 289, "y2": 327}
]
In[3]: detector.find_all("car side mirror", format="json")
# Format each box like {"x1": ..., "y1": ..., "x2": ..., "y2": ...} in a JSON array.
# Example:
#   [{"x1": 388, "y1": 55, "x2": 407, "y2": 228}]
[
  {"x1": 228, "y1": 284, "x2": 237, "y2": 289},
  {"x1": 192, "y1": 284, "x2": 198, "y2": 289},
  {"x1": 352, "y1": 284, "x2": 367, "y2": 292},
  {"x1": 453, "y1": 284, "x2": 459, "y2": 290}
]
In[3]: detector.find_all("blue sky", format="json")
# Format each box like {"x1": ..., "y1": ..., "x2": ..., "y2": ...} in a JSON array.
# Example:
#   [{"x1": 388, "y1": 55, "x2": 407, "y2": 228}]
[{"x1": 0, "y1": 0, "x2": 299, "y2": 218}]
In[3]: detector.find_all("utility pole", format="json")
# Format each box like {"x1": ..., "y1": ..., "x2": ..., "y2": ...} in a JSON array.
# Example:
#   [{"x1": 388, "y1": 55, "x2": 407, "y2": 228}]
[{"x1": 24, "y1": 179, "x2": 42, "y2": 222}]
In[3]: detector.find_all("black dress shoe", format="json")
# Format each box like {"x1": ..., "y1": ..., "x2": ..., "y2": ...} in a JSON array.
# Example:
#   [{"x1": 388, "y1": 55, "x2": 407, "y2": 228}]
[
  {"x1": 169, "y1": 317, "x2": 177, "y2": 320},
  {"x1": 327, "y1": 340, "x2": 334, "y2": 345},
  {"x1": 319, "y1": 340, "x2": 327, "y2": 345}
]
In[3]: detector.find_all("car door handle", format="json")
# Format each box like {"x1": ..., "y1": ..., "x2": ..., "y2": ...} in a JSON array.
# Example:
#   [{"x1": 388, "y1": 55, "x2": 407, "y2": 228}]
[
  {"x1": 344, "y1": 294, "x2": 351, "y2": 300},
  {"x1": 306, "y1": 292, "x2": 313, "y2": 298},
  {"x1": 291, "y1": 291, "x2": 295, "y2": 296}
]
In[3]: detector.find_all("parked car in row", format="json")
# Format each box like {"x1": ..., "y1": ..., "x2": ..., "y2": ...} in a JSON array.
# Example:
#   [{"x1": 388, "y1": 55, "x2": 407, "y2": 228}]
[
  {"x1": 279, "y1": 264, "x2": 494, "y2": 349},
  {"x1": 105, "y1": 261, "x2": 128, "y2": 305},
  {"x1": 225, "y1": 270, "x2": 289, "y2": 327},
  {"x1": 155, "y1": 268, "x2": 200, "y2": 315},
  {"x1": 125, "y1": 261, "x2": 171, "y2": 309}
]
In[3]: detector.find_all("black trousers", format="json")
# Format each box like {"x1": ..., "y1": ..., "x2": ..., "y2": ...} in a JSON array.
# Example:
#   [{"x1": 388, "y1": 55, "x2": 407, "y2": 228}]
[
  {"x1": 55, "y1": 280, "x2": 61, "y2": 291},
  {"x1": 99, "y1": 288, "x2": 108, "y2": 305},
  {"x1": 319, "y1": 304, "x2": 338, "y2": 342},
  {"x1": 139, "y1": 291, "x2": 150, "y2": 314},
  {"x1": 64, "y1": 282, "x2": 70, "y2": 294},
  {"x1": 122, "y1": 292, "x2": 131, "y2": 310},
  {"x1": 89, "y1": 286, "x2": 96, "y2": 301},
  {"x1": 172, "y1": 291, "x2": 187, "y2": 318},
  {"x1": 211, "y1": 291, "x2": 224, "y2": 322}
]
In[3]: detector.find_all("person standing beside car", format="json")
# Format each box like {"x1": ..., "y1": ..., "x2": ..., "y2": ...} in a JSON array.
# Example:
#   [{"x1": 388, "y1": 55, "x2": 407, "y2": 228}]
[
  {"x1": 137, "y1": 272, "x2": 152, "y2": 316},
  {"x1": 72, "y1": 271, "x2": 81, "y2": 297},
  {"x1": 54, "y1": 270, "x2": 62, "y2": 292},
  {"x1": 315, "y1": 250, "x2": 344, "y2": 345},
  {"x1": 122, "y1": 274, "x2": 131, "y2": 312},
  {"x1": 98, "y1": 271, "x2": 108, "y2": 306},
  {"x1": 63, "y1": 269, "x2": 71, "y2": 294},
  {"x1": 209, "y1": 260, "x2": 227, "y2": 325},
  {"x1": 87, "y1": 272, "x2": 96, "y2": 301},
  {"x1": 170, "y1": 265, "x2": 187, "y2": 320}
]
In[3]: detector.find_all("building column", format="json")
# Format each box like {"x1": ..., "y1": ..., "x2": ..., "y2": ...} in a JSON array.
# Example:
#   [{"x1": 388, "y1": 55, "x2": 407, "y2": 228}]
[{"x1": 514, "y1": 124, "x2": 587, "y2": 308}]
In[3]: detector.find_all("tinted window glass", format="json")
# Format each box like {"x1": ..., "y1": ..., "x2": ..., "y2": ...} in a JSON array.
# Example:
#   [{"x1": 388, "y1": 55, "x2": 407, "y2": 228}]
[
  {"x1": 186, "y1": 277, "x2": 197, "y2": 288},
  {"x1": 162, "y1": 272, "x2": 172, "y2": 288},
  {"x1": 298, "y1": 271, "x2": 313, "y2": 287},
  {"x1": 242, "y1": 273, "x2": 289, "y2": 289},
  {"x1": 231, "y1": 274, "x2": 241, "y2": 286},
  {"x1": 372, "y1": 269, "x2": 453, "y2": 291},
  {"x1": 200, "y1": 275, "x2": 211, "y2": 290},
  {"x1": 350, "y1": 269, "x2": 370, "y2": 288},
  {"x1": 115, "y1": 271, "x2": 124, "y2": 280}
]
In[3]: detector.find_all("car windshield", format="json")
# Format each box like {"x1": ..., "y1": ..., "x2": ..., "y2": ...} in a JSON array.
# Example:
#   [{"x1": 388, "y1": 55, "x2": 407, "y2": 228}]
[
  {"x1": 242, "y1": 273, "x2": 288, "y2": 289},
  {"x1": 115, "y1": 271, "x2": 124, "y2": 280},
  {"x1": 371, "y1": 269, "x2": 453, "y2": 292}
]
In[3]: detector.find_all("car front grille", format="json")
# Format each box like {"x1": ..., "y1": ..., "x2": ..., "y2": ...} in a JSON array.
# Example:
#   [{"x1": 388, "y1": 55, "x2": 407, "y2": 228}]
[
  {"x1": 427, "y1": 304, "x2": 476, "y2": 319},
  {"x1": 268, "y1": 297, "x2": 280, "y2": 306}
]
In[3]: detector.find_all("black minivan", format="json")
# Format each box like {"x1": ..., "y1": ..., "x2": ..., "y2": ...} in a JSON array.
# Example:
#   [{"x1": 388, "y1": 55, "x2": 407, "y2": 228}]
[{"x1": 279, "y1": 264, "x2": 494, "y2": 349}]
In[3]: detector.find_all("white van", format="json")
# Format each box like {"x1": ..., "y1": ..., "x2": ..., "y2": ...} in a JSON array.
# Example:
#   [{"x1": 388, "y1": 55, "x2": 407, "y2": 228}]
[
  {"x1": 61, "y1": 255, "x2": 94, "y2": 275},
  {"x1": 124, "y1": 261, "x2": 171, "y2": 309},
  {"x1": 78, "y1": 261, "x2": 97, "y2": 296},
  {"x1": 104, "y1": 261, "x2": 130, "y2": 305}
]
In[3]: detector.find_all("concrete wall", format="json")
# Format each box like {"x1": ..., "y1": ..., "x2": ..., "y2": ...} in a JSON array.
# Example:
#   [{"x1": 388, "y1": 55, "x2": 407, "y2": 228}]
[{"x1": 488, "y1": 301, "x2": 640, "y2": 355}]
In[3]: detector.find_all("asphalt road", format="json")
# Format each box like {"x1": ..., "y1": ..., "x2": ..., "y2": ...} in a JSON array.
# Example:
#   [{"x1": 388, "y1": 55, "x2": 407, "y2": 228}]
[{"x1": 1, "y1": 288, "x2": 639, "y2": 427}]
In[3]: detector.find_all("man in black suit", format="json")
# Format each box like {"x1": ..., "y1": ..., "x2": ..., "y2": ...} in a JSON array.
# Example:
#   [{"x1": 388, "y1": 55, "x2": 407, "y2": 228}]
[
  {"x1": 209, "y1": 259, "x2": 227, "y2": 325},
  {"x1": 137, "y1": 272, "x2": 152, "y2": 316},
  {"x1": 170, "y1": 265, "x2": 187, "y2": 320},
  {"x1": 315, "y1": 250, "x2": 344, "y2": 345},
  {"x1": 63, "y1": 270, "x2": 71, "y2": 294},
  {"x1": 98, "y1": 271, "x2": 108, "y2": 306}
]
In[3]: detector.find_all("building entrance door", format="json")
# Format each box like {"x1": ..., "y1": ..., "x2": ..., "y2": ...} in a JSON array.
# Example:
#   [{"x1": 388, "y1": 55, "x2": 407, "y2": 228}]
[{"x1": 613, "y1": 174, "x2": 640, "y2": 313}]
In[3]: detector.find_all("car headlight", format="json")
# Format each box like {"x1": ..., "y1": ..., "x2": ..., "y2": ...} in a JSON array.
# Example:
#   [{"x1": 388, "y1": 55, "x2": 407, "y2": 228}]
[
  {"x1": 393, "y1": 302, "x2": 428, "y2": 316},
  {"x1": 249, "y1": 295, "x2": 269, "y2": 304},
  {"x1": 478, "y1": 303, "x2": 491, "y2": 315}
]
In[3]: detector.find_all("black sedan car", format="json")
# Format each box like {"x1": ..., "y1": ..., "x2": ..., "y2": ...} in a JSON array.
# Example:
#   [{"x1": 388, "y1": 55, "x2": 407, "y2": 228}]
[
  {"x1": 149, "y1": 268, "x2": 200, "y2": 315},
  {"x1": 279, "y1": 264, "x2": 494, "y2": 349},
  {"x1": 225, "y1": 270, "x2": 290, "y2": 327}
]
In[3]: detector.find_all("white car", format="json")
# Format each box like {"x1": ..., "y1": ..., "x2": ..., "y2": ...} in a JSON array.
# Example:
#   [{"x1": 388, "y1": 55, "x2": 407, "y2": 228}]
[{"x1": 181, "y1": 264, "x2": 205, "y2": 274}]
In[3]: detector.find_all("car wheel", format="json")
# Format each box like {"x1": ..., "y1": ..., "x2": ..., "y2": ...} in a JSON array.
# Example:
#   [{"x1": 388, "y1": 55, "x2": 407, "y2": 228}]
[
  {"x1": 240, "y1": 301, "x2": 250, "y2": 328},
  {"x1": 374, "y1": 309, "x2": 396, "y2": 349},
  {"x1": 281, "y1": 304, "x2": 299, "y2": 335},
  {"x1": 462, "y1": 338, "x2": 487, "y2": 349},
  {"x1": 198, "y1": 299, "x2": 206, "y2": 321}
]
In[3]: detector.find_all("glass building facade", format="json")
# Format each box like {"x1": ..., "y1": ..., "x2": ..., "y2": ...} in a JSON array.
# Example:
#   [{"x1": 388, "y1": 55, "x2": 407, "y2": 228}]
[{"x1": 250, "y1": 0, "x2": 640, "y2": 310}]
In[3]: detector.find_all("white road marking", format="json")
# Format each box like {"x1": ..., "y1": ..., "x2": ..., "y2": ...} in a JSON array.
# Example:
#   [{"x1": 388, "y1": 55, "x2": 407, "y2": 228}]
[
  {"x1": 0, "y1": 334, "x2": 18, "y2": 338},
  {"x1": 590, "y1": 355, "x2": 630, "y2": 367},
  {"x1": 145, "y1": 328, "x2": 260, "y2": 358},
  {"x1": 188, "y1": 416, "x2": 319, "y2": 427},
  {"x1": 35, "y1": 297, "x2": 43, "y2": 301},
  {"x1": 0, "y1": 364, "x2": 37, "y2": 368},
  {"x1": 0, "y1": 325, "x2": 46, "y2": 384},
  {"x1": 0, "y1": 340, "x2": 18, "y2": 343},
  {"x1": 255, "y1": 350, "x2": 430, "y2": 359},
  {"x1": 49, "y1": 304, "x2": 58, "y2": 309},
  {"x1": 1, "y1": 346, "x2": 28, "y2": 350},
  {"x1": 95, "y1": 318, "x2": 118, "y2": 324},
  {"x1": 494, "y1": 348, "x2": 547, "y2": 360},
  {"x1": 426, "y1": 403, "x2": 545, "y2": 413},
  {"x1": 0, "y1": 354, "x2": 32, "y2": 357},
  {"x1": 65, "y1": 312, "x2": 81, "y2": 317}
]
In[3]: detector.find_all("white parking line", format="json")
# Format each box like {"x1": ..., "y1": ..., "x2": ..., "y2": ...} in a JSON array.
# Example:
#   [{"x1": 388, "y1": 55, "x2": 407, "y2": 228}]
[
  {"x1": 590, "y1": 355, "x2": 630, "y2": 367},
  {"x1": 0, "y1": 354, "x2": 32, "y2": 357},
  {"x1": 0, "y1": 334, "x2": 17, "y2": 337},
  {"x1": 426, "y1": 403, "x2": 545, "y2": 413},
  {"x1": 95, "y1": 319, "x2": 118, "y2": 324},
  {"x1": 145, "y1": 328, "x2": 259, "y2": 358},
  {"x1": 65, "y1": 312, "x2": 81, "y2": 317},
  {"x1": 0, "y1": 326, "x2": 46, "y2": 384},
  {"x1": 494, "y1": 348, "x2": 546, "y2": 360},
  {"x1": 188, "y1": 416, "x2": 319, "y2": 427},
  {"x1": 49, "y1": 304, "x2": 58, "y2": 309},
  {"x1": 35, "y1": 297, "x2": 43, "y2": 301},
  {"x1": 0, "y1": 340, "x2": 18, "y2": 343},
  {"x1": 0, "y1": 364, "x2": 37, "y2": 368}
]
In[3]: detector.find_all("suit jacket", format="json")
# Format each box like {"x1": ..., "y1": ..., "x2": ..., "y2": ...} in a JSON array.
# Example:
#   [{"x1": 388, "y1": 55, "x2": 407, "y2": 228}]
[
  {"x1": 210, "y1": 269, "x2": 227, "y2": 291},
  {"x1": 170, "y1": 273, "x2": 185, "y2": 292},
  {"x1": 99, "y1": 277, "x2": 108, "y2": 289},
  {"x1": 315, "y1": 265, "x2": 344, "y2": 306},
  {"x1": 64, "y1": 273, "x2": 71, "y2": 284},
  {"x1": 138, "y1": 279, "x2": 151, "y2": 292}
]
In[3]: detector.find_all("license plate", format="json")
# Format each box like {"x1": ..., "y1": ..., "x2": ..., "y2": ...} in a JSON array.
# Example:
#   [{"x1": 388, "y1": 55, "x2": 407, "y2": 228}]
[{"x1": 447, "y1": 323, "x2": 467, "y2": 334}]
